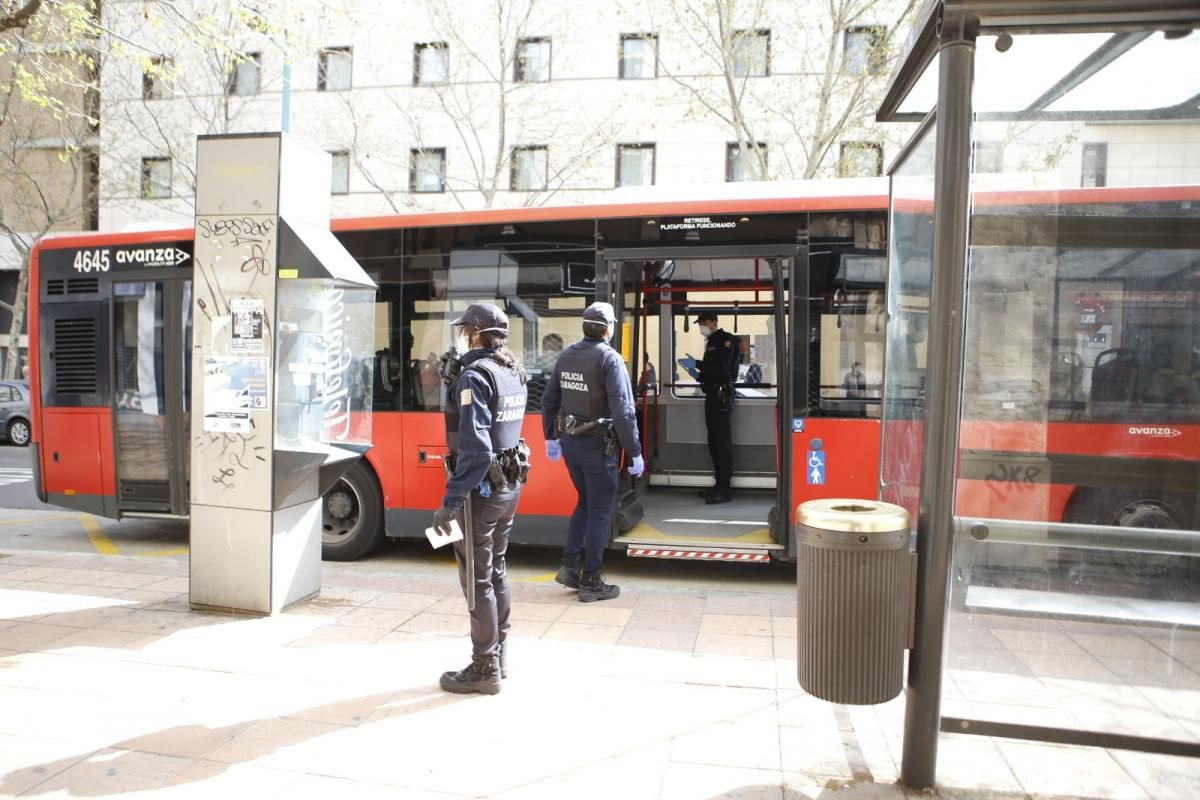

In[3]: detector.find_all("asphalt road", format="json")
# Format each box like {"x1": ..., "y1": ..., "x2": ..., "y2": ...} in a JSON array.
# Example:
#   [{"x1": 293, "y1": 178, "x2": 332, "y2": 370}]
[
  {"x1": 0, "y1": 442, "x2": 797, "y2": 594},
  {"x1": 0, "y1": 443, "x2": 50, "y2": 511}
]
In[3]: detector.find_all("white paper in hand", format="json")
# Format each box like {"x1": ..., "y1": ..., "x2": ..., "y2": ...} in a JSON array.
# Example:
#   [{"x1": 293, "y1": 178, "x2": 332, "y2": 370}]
[{"x1": 426, "y1": 519, "x2": 464, "y2": 549}]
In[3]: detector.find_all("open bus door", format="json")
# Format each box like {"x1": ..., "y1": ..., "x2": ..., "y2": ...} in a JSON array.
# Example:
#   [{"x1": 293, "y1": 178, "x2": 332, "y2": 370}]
[
  {"x1": 109, "y1": 278, "x2": 192, "y2": 516},
  {"x1": 601, "y1": 246, "x2": 796, "y2": 562}
]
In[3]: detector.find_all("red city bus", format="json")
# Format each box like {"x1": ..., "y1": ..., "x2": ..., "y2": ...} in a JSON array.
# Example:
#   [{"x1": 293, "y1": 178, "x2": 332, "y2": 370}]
[
  {"x1": 884, "y1": 183, "x2": 1200, "y2": 577},
  {"x1": 29, "y1": 181, "x2": 1197, "y2": 569},
  {"x1": 28, "y1": 182, "x2": 892, "y2": 562}
]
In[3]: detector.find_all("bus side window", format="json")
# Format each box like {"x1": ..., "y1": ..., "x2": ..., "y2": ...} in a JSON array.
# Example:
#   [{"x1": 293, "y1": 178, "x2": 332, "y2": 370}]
[{"x1": 816, "y1": 288, "x2": 885, "y2": 417}]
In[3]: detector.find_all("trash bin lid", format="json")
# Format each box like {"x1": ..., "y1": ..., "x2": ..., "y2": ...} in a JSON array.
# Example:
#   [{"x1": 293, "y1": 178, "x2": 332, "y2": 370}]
[{"x1": 796, "y1": 499, "x2": 909, "y2": 534}]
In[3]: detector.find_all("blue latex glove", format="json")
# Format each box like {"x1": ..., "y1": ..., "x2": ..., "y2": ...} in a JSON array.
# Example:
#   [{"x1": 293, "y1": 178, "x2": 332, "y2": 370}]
[
  {"x1": 677, "y1": 355, "x2": 700, "y2": 381},
  {"x1": 628, "y1": 455, "x2": 645, "y2": 477},
  {"x1": 545, "y1": 440, "x2": 561, "y2": 461}
]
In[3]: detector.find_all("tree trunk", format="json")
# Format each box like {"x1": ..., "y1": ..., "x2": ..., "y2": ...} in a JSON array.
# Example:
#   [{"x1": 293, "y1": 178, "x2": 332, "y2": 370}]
[
  {"x1": 0, "y1": 0, "x2": 43, "y2": 33},
  {"x1": 5, "y1": 254, "x2": 30, "y2": 380}
]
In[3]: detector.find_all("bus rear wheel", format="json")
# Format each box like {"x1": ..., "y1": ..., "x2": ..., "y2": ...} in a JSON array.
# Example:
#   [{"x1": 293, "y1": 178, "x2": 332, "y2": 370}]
[
  {"x1": 1067, "y1": 489, "x2": 1191, "y2": 581},
  {"x1": 322, "y1": 460, "x2": 384, "y2": 561}
]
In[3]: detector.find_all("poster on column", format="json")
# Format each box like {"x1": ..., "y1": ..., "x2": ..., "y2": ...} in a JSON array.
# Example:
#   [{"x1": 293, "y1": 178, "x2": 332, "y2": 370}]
[
  {"x1": 230, "y1": 297, "x2": 266, "y2": 354},
  {"x1": 202, "y1": 356, "x2": 269, "y2": 432}
]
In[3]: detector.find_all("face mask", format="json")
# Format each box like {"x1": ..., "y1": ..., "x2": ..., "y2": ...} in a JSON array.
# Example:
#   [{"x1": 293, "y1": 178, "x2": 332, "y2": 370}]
[
  {"x1": 700, "y1": 325, "x2": 712, "y2": 339},
  {"x1": 455, "y1": 333, "x2": 471, "y2": 354}
]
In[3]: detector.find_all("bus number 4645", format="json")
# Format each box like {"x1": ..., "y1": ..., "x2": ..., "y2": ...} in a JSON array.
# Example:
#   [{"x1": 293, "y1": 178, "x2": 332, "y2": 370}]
[{"x1": 73, "y1": 249, "x2": 111, "y2": 273}]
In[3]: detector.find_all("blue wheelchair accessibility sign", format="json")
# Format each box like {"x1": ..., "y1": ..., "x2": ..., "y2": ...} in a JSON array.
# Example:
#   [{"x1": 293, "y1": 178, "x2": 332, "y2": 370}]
[{"x1": 806, "y1": 450, "x2": 826, "y2": 485}]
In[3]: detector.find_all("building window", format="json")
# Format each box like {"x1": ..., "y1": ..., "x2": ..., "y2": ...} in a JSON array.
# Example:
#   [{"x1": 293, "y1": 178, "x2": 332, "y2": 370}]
[
  {"x1": 515, "y1": 37, "x2": 551, "y2": 82},
  {"x1": 511, "y1": 146, "x2": 548, "y2": 191},
  {"x1": 227, "y1": 52, "x2": 262, "y2": 96},
  {"x1": 838, "y1": 142, "x2": 883, "y2": 177},
  {"x1": 616, "y1": 143, "x2": 655, "y2": 187},
  {"x1": 410, "y1": 148, "x2": 446, "y2": 193},
  {"x1": 843, "y1": 26, "x2": 887, "y2": 76},
  {"x1": 414, "y1": 42, "x2": 449, "y2": 85},
  {"x1": 974, "y1": 140, "x2": 1004, "y2": 173},
  {"x1": 731, "y1": 29, "x2": 770, "y2": 77},
  {"x1": 141, "y1": 157, "x2": 172, "y2": 199},
  {"x1": 318, "y1": 46, "x2": 353, "y2": 91},
  {"x1": 1081, "y1": 142, "x2": 1108, "y2": 188},
  {"x1": 620, "y1": 33, "x2": 658, "y2": 79},
  {"x1": 330, "y1": 150, "x2": 350, "y2": 194},
  {"x1": 726, "y1": 142, "x2": 767, "y2": 182},
  {"x1": 142, "y1": 56, "x2": 172, "y2": 101}
]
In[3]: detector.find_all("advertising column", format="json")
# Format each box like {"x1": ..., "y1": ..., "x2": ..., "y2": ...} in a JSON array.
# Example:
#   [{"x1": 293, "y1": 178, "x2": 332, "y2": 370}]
[{"x1": 190, "y1": 133, "x2": 376, "y2": 614}]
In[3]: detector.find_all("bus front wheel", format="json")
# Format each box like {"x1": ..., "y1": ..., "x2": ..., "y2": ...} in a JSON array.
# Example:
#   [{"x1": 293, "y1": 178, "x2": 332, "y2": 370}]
[{"x1": 322, "y1": 459, "x2": 384, "y2": 561}]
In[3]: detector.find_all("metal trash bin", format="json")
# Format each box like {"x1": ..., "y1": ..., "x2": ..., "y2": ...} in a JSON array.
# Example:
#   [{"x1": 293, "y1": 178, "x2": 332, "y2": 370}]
[{"x1": 796, "y1": 498, "x2": 911, "y2": 705}]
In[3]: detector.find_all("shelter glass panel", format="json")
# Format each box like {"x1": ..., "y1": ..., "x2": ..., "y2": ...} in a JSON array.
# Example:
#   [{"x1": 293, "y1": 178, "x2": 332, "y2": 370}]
[
  {"x1": 879, "y1": 118, "x2": 936, "y2": 525},
  {"x1": 947, "y1": 29, "x2": 1200, "y2": 748}
]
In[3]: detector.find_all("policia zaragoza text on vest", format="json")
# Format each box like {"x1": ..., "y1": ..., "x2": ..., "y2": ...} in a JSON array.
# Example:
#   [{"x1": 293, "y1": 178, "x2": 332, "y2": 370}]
[
  {"x1": 541, "y1": 302, "x2": 644, "y2": 602},
  {"x1": 430, "y1": 303, "x2": 532, "y2": 695}
]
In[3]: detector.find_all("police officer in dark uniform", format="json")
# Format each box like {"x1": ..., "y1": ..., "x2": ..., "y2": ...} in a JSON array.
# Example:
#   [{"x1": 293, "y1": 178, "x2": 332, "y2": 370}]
[
  {"x1": 542, "y1": 302, "x2": 643, "y2": 602},
  {"x1": 431, "y1": 303, "x2": 530, "y2": 695},
  {"x1": 694, "y1": 311, "x2": 739, "y2": 504}
]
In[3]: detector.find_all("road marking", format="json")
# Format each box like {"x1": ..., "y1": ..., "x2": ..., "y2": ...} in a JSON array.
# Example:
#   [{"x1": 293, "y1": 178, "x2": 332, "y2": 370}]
[
  {"x1": 518, "y1": 572, "x2": 558, "y2": 583},
  {"x1": 79, "y1": 515, "x2": 119, "y2": 556},
  {"x1": 136, "y1": 548, "x2": 189, "y2": 558},
  {"x1": 0, "y1": 468, "x2": 32, "y2": 487},
  {"x1": 426, "y1": 551, "x2": 457, "y2": 568},
  {"x1": 665, "y1": 518, "x2": 766, "y2": 526},
  {"x1": 0, "y1": 513, "x2": 81, "y2": 526}
]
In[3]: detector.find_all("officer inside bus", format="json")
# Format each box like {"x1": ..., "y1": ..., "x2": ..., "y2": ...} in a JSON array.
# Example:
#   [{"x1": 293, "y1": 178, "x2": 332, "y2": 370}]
[
  {"x1": 431, "y1": 303, "x2": 530, "y2": 695},
  {"x1": 542, "y1": 301, "x2": 644, "y2": 602},
  {"x1": 687, "y1": 311, "x2": 740, "y2": 505}
]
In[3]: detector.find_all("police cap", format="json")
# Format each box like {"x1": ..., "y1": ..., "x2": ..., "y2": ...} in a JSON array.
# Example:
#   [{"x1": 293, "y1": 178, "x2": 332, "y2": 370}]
[
  {"x1": 450, "y1": 302, "x2": 509, "y2": 335},
  {"x1": 694, "y1": 310, "x2": 718, "y2": 324},
  {"x1": 583, "y1": 302, "x2": 617, "y2": 327}
]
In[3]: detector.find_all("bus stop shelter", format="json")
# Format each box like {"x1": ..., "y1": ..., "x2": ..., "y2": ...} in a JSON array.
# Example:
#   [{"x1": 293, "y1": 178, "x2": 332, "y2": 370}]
[{"x1": 875, "y1": 0, "x2": 1200, "y2": 789}]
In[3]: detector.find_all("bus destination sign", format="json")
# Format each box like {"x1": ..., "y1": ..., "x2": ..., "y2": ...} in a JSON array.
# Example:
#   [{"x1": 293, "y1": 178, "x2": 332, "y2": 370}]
[
  {"x1": 659, "y1": 216, "x2": 738, "y2": 232},
  {"x1": 66, "y1": 243, "x2": 192, "y2": 273}
]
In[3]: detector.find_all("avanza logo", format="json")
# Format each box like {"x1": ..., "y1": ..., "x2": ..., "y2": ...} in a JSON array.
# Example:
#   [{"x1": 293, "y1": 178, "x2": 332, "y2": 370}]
[{"x1": 1128, "y1": 426, "x2": 1183, "y2": 438}]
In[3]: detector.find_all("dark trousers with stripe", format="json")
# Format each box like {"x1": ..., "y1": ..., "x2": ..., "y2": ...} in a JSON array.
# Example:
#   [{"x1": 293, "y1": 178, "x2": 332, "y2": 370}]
[{"x1": 452, "y1": 488, "x2": 519, "y2": 661}]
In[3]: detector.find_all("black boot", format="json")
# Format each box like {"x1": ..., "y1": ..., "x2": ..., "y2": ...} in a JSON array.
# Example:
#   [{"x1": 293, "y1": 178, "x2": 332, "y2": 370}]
[
  {"x1": 555, "y1": 556, "x2": 582, "y2": 590},
  {"x1": 499, "y1": 641, "x2": 508, "y2": 679},
  {"x1": 439, "y1": 656, "x2": 501, "y2": 695},
  {"x1": 578, "y1": 570, "x2": 620, "y2": 603},
  {"x1": 705, "y1": 488, "x2": 732, "y2": 505}
]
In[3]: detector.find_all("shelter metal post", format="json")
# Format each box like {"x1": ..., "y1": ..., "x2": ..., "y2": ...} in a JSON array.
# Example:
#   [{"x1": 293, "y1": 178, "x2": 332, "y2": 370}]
[{"x1": 900, "y1": 10, "x2": 976, "y2": 791}]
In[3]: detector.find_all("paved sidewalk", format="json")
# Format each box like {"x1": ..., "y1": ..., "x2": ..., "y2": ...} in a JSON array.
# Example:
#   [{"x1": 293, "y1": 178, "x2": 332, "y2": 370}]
[{"x1": 0, "y1": 545, "x2": 1196, "y2": 799}]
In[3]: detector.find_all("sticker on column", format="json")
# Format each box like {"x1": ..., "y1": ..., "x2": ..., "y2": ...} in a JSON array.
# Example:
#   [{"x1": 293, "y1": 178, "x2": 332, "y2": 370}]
[{"x1": 807, "y1": 449, "x2": 825, "y2": 485}]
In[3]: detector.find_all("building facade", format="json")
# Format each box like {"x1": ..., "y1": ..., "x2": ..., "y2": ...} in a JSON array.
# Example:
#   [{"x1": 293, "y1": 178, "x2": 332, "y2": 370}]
[{"x1": 98, "y1": 0, "x2": 918, "y2": 229}]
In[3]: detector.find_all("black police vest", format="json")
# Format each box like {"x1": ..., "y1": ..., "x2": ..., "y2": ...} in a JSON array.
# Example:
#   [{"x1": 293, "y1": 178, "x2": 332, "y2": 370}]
[
  {"x1": 554, "y1": 342, "x2": 610, "y2": 420},
  {"x1": 444, "y1": 356, "x2": 527, "y2": 455}
]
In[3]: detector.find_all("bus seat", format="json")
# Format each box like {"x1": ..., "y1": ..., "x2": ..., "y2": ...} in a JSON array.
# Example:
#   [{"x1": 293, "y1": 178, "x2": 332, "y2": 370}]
[{"x1": 1089, "y1": 348, "x2": 1136, "y2": 404}]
